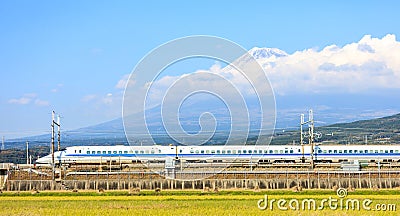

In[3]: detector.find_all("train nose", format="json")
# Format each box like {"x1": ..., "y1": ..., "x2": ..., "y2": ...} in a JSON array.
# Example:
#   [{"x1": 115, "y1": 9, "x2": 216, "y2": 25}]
[{"x1": 36, "y1": 156, "x2": 50, "y2": 164}]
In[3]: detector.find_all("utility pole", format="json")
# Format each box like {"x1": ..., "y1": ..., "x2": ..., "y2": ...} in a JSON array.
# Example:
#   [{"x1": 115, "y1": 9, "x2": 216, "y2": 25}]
[
  {"x1": 300, "y1": 114, "x2": 305, "y2": 163},
  {"x1": 51, "y1": 111, "x2": 61, "y2": 181},
  {"x1": 57, "y1": 115, "x2": 61, "y2": 151},
  {"x1": 300, "y1": 109, "x2": 316, "y2": 169},
  {"x1": 51, "y1": 111, "x2": 55, "y2": 180},
  {"x1": 308, "y1": 110, "x2": 315, "y2": 169},
  {"x1": 26, "y1": 141, "x2": 29, "y2": 165}
]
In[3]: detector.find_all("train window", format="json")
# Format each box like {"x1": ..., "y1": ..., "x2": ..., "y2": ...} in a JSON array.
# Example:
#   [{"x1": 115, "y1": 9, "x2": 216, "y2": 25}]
[
  {"x1": 328, "y1": 150, "x2": 332, "y2": 153},
  {"x1": 318, "y1": 150, "x2": 322, "y2": 154},
  {"x1": 87, "y1": 151, "x2": 90, "y2": 154},
  {"x1": 195, "y1": 150, "x2": 199, "y2": 154},
  {"x1": 159, "y1": 150, "x2": 161, "y2": 153},
  {"x1": 274, "y1": 150, "x2": 278, "y2": 154},
  {"x1": 396, "y1": 150, "x2": 399, "y2": 153},
  {"x1": 243, "y1": 150, "x2": 247, "y2": 154},
  {"x1": 206, "y1": 150, "x2": 210, "y2": 154},
  {"x1": 124, "y1": 151, "x2": 128, "y2": 154},
  {"x1": 211, "y1": 150, "x2": 215, "y2": 154},
  {"x1": 102, "y1": 151, "x2": 106, "y2": 154},
  {"x1": 323, "y1": 150, "x2": 327, "y2": 153},
  {"x1": 349, "y1": 150, "x2": 352, "y2": 153},
  {"x1": 217, "y1": 150, "x2": 220, "y2": 154},
  {"x1": 135, "y1": 150, "x2": 139, "y2": 154},
  {"x1": 259, "y1": 150, "x2": 262, "y2": 154},
  {"x1": 385, "y1": 150, "x2": 388, "y2": 153},
  {"x1": 390, "y1": 150, "x2": 393, "y2": 153},
  {"x1": 230, "y1": 150, "x2": 234, "y2": 154},
  {"x1": 238, "y1": 150, "x2": 241, "y2": 154},
  {"x1": 375, "y1": 150, "x2": 378, "y2": 153},
  {"x1": 151, "y1": 150, "x2": 155, "y2": 154},
  {"x1": 264, "y1": 150, "x2": 268, "y2": 154},
  {"x1": 380, "y1": 150, "x2": 383, "y2": 153},
  {"x1": 280, "y1": 150, "x2": 283, "y2": 154},
  {"x1": 97, "y1": 151, "x2": 101, "y2": 154},
  {"x1": 290, "y1": 150, "x2": 294, "y2": 153},
  {"x1": 354, "y1": 150, "x2": 358, "y2": 153},
  {"x1": 108, "y1": 151, "x2": 111, "y2": 154},
  {"x1": 338, "y1": 150, "x2": 342, "y2": 153},
  {"x1": 334, "y1": 150, "x2": 337, "y2": 153},
  {"x1": 179, "y1": 150, "x2": 182, "y2": 153},
  {"x1": 113, "y1": 151, "x2": 117, "y2": 154},
  {"x1": 79, "y1": 150, "x2": 82, "y2": 153},
  {"x1": 140, "y1": 150, "x2": 144, "y2": 154},
  {"x1": 145, "y1": 150, "x2": 149, "y2": 154},
  {"x1": 270, "y1": 150, "x2": 273, "y2": 154},
  {"x1": 74, "y1": 150, "x2": 76, "y2": 153},
  {"x1": 190, "y1": 150, "x2": 194, "y2": 153},
  {"x1": 284, "y1": 149, "x2": 288, "y2": 153},
  {"x1": 248, "y1": 150, "x2": 252, "y2": 154},
  {"x1": 344, "y1": 150, "x2": 347, "y2": 153},
  {"x1": 221, "y1": 150, "x2": 224, "y2": 154},
  {"x1": 201, "y1": 150, "x2": 204, "y2": 154},
  {"x1": 298, "y1": 149, "x2": 301, "y2": 153}
]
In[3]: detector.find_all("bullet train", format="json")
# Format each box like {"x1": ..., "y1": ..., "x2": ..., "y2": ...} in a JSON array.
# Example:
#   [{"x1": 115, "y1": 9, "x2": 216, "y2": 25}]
[{"x1": 35, "y1": 144, "x2": 400, "y2": 165}]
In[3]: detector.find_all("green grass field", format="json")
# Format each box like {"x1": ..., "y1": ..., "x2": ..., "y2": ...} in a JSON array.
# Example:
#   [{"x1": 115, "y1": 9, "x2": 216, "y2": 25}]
[{"x1": 1, "y1": 190, "x2": 400, "y2": 215}]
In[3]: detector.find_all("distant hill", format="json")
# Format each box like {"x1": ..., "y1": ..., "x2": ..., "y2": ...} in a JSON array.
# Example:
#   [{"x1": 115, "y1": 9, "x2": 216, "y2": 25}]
[
  {"x1": 329, "y1": 113, "x2": 400, "y2": 130},
  {"x1": 270, "y1": 113, "x2": 400, "y2": 145}
]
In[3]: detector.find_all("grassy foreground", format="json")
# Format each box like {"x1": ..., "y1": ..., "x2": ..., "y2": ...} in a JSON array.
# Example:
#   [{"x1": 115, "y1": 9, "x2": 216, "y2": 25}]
[{"x1": 1, "y1": 190, "x2": 400, "y2": 216}]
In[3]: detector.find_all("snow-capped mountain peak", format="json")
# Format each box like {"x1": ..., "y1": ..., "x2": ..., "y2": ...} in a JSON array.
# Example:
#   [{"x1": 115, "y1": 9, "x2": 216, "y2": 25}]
[{"x1": 248, "y1": 47, "x2": 288, "y2": 59}]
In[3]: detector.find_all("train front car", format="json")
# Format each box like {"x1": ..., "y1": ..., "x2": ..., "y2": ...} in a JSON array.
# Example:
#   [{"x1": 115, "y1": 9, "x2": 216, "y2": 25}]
[{"x1": 35, "y1": 150, "x2": 65, "y2": 165}]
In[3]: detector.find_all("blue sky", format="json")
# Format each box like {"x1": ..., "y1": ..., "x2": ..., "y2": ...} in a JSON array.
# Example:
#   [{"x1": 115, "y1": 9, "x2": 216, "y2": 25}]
[{"x1": 1, "y1": 1, "x2": 400, "y2": 138}]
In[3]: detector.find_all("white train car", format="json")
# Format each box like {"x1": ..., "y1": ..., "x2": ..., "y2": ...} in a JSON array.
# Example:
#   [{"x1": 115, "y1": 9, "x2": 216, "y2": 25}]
[{"x1": 35, "y1": 144, "x2": 400, "y2": 165}]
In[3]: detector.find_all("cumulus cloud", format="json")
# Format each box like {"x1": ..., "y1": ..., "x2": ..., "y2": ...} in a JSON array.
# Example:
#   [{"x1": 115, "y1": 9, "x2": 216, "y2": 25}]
[
  {"x1": 258, "y1": 34, "x2": 400, "y2": 95},
  {"x1": 8, "y1": 93, "x2": 49, "y2": 106},
  {"x1": 115, "y1": 74, "x2": 136, "y2": 89}
]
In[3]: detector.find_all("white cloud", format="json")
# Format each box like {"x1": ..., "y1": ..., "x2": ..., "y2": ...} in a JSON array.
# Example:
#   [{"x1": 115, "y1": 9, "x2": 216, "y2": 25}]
[
  {"x1": 103, "y1": 93, "x2": 113, "y2": 105},
  {"x1": 260, "y1": 34, "x2": 400, "y2": 95},
  {"x1": 8, "y1": 93, "x2": 49, "y2": 106},
  {"x1": 115, "y1": 74, "x2": 136, "y2": 89},
  {"x1": 8, "y1": 96, "x2": 32, "y2": 105},
  {"x1": 34, "y1": 99, "x2": 50, "y2": 106},
  {"x1": 51, "y1": 83, "x2": 64, "y2": 93}
]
